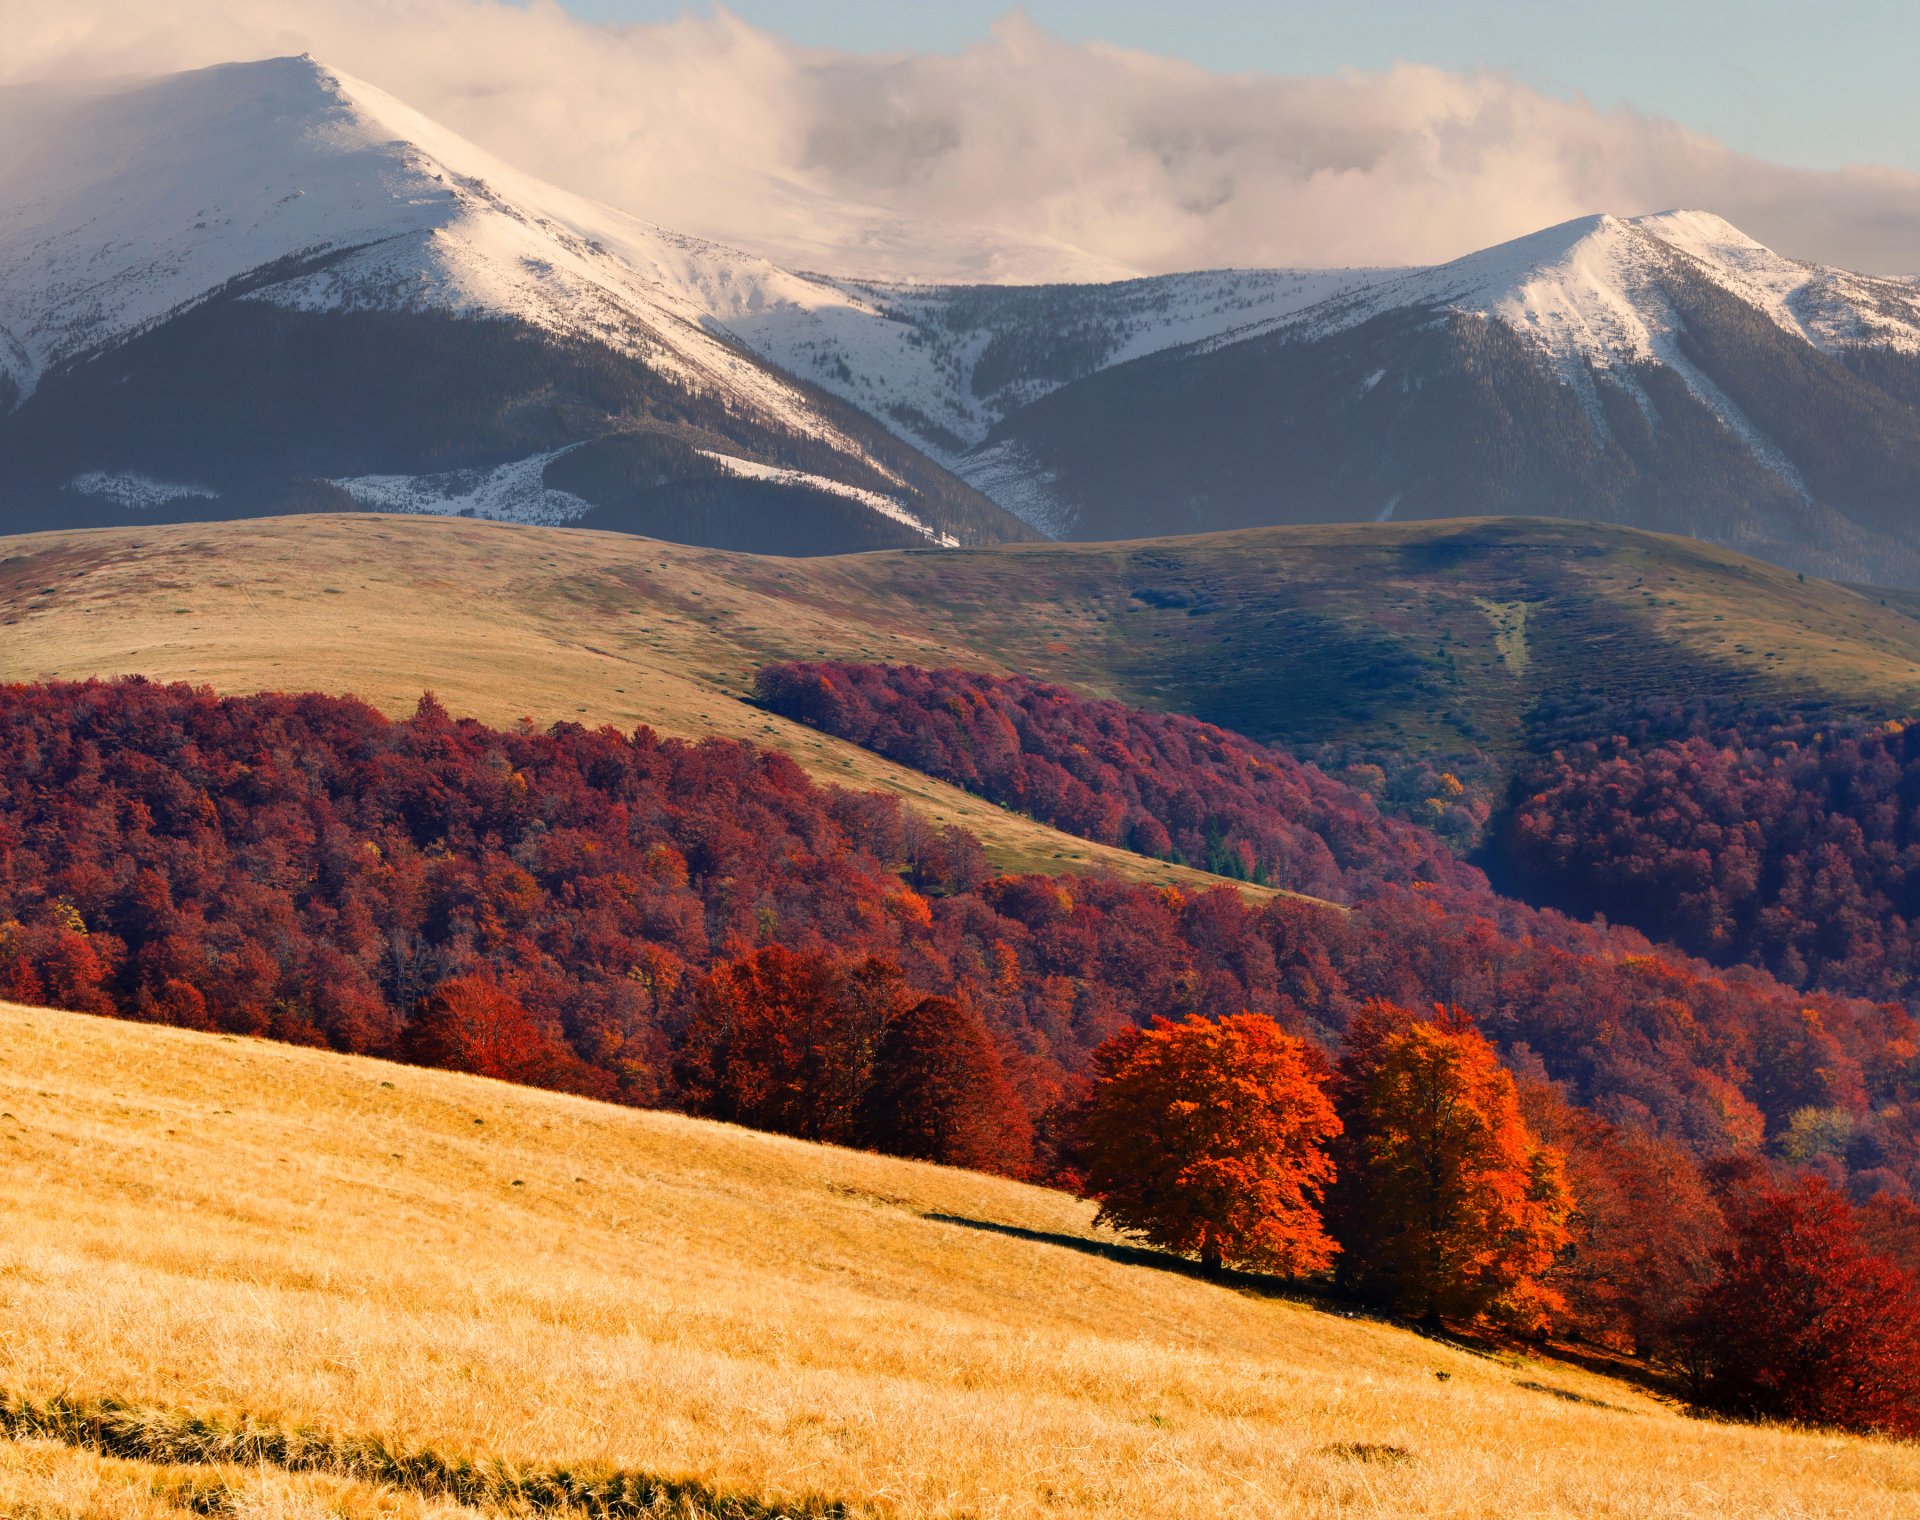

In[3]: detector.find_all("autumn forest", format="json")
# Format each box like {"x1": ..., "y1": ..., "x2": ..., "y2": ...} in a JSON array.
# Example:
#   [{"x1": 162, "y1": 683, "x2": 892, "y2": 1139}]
[{"x1": 6, "y1": 671, "x2": 1920, "y2": 1435}]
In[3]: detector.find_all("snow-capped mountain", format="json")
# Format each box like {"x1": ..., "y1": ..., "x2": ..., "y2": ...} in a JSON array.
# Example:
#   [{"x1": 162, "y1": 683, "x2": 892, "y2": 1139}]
[
  {"x1": 0, "y1": 56, "x2": 1031, "y2": 551},
  {"x1": 962, "y1": 211, "x2": 1920, "y2": 581},
  {"x1": 1238, "y1": 211, "x2": 1920, "y2": 370}
]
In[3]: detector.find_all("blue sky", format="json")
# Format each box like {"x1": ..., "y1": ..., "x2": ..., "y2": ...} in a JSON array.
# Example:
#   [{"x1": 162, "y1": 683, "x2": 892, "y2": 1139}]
[{"x1": 563, "y1": 0, "x2": 1920, "y2": 173}]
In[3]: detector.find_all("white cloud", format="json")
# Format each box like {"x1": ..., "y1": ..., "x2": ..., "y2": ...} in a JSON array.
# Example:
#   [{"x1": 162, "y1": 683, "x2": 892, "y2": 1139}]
[{"x1": 4, "y1": 1, "x2": 1919, "y2": 279}]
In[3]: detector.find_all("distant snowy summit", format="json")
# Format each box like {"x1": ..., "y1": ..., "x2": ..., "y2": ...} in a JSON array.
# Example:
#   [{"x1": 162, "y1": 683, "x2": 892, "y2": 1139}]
[
  {"x1": 5, "y1": 57, "x2": 1920, "y2": 582},
  {"x1": 937, "y1": 210, "x2": 1920, "y2": 582},
  {"x1": 0, "y1": 55, "x2": 1037, "y2": 551}
]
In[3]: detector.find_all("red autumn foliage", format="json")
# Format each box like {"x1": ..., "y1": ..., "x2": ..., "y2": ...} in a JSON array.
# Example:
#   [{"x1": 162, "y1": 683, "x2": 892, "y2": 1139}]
[
  {"x1": 1329, "y1": 1003, "x2": 1571, "y2": 1331},
  {"x1": 405, "y1": 973, "x2": 615, "y2": 1098},
  {"x1": 1681, "y1": 1171, "x2": 1920, "y2": 1436},
  {"x1": 861, "y1": 994, "x2": 1034, "y2": 1174},
  {"x1": 756, "y1": 661, "x2": 1477, "y2": 898},
  {"x1": 1497, "y1": 709, "x2": 1920, "y2": 1002},
  {"x1": 678, "y1": 946, "x2": 909, "y2": 1146},
  {"x1": 1081, "y1": 1013, "x2": 1342, "y2": 1275},
  {"x1": 1859, "y1": 1192, "x2": 1920, "y2": 1282},
  {"x1": 1521, "y1": 1079, "x2": 1726, "y2": 1355}
]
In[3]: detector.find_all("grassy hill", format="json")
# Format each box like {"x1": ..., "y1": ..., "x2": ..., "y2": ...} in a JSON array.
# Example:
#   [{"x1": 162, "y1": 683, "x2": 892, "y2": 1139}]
[
  {"x1": 5, "y1": 1000, "x2": 1917, "y2": 1520},
  {"x1": 10, "y1": 512, "x2": 1919, "y2": 747},
  {"x1": 0, "y1": 516, "x2": 1253, "y2": 895}
]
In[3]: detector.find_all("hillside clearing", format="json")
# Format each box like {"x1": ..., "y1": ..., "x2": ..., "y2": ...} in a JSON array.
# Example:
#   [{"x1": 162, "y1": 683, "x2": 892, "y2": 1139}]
[{"x1": 2, "y1": 1001, "x2": 1916, "y2": 1519}]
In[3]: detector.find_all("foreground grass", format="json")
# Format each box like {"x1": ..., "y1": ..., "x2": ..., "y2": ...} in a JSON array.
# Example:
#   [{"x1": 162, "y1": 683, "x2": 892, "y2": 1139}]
[{"x1": 3, "y1": 1003, "x2": 1917, "y2": 1518}]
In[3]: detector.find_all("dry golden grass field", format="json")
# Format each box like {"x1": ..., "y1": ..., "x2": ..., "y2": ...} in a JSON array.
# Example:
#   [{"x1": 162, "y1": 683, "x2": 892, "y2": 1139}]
[{"x1": 4, "y1": 1000, "x2": 1918, "y2": 1519}]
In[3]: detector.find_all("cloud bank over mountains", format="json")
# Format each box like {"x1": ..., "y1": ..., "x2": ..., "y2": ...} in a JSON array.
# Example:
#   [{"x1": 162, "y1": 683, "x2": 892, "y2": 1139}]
[{"x1": 6, "y1": 0, "x2": 1919, "y2": 280}]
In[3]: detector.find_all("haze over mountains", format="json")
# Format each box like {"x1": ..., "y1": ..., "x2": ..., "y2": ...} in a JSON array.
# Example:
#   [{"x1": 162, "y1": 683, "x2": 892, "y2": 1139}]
[{"x1": 5, "y1": 56, "x2": 1920, "y2": 580}]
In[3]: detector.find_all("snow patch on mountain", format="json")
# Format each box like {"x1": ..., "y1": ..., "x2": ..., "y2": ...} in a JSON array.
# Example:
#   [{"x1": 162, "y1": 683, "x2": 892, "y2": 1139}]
[
  {"x1": 728, "y1": 266, "x2": 1399, "y2": 464},
  {"x1": 954, "y1": 440, "x2": 1072, "y2": 538},
  {"x1": 334, "y1": 449, "x2": 593, "y2": 526},
  {"x1": 697, "y1": 450, "x2": 956, "y2": 545},
  {"x1": 66, "y1": 471, "x2": 220, "y2": 512}
]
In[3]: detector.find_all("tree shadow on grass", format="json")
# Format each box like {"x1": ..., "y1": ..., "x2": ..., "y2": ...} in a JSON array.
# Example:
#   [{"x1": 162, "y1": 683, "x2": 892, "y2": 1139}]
[
  {"x1": 921, "y1": 1211, "x2": 1331, "y2": 1306},
  {"x1": 923, "y1": 1211, "x2": 1688, "y2": 1408}
]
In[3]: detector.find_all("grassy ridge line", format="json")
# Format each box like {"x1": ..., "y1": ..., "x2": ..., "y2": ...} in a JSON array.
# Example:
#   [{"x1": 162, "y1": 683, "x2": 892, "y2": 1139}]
[
  {"x1": 11, "y1": 513, "x2": 1920, "y2": 764},
  {"x1": 0, "y1": 1392, "x2": 841, "y2": 1519}
]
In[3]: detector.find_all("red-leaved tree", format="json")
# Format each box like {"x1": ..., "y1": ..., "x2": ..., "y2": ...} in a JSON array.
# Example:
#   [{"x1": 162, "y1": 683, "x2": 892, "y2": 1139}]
[
  {"x1": 1522, "y1": 1079, "x2": 1725, "y2": 1355},
  {"x1": 1682, "y1": 1172, "x2": 1920, "y2": 1436},
  {"x1": 861, "y1": 994, "x2": 1033, "y2": 1175},
  {"x1": 677, "y1": 947, "x2": 908, "y2": 1144},
  {"x1": 404, "y1": 974, "x2": 613, "y2": 1098}
]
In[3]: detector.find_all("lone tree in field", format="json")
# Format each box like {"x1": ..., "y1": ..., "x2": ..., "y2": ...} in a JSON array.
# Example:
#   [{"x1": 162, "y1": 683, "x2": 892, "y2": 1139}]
[
  {"x1": 1330, "y1": 1003, "x2": 1571, "y2": 1330},
  {"x1": 861, "y1": 994, "x2": 1033, "y2": 1175},
  {"x1": 1081, "y1": 1013, "x2": 1342, "y2": 1276}
]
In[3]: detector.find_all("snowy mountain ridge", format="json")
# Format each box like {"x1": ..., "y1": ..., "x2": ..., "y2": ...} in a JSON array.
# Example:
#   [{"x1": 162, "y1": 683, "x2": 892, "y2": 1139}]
[
  {"x1": 0, "y1": 55, "x2": 1046, "y2": 545},
  {"x1": 0, "y1": 57, "x2": 857, "y2": 438},
  {"x1": 0, "y1": 56, "x2": 1413, "y2": 472},
  {"x1": 722, "y1": 211, "x2": 1920, "y2": 529},
  {"x1": 1245, "y1": 210, "x2": 1920, "y2": 372},
  {"x1": 7, "y1": 56, "x2": 1920, "y2": 580}
]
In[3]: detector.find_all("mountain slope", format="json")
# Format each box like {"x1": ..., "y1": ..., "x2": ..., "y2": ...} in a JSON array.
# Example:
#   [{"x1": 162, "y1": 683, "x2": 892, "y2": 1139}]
[
  {"x1": 948, "y1": 213, "x2": 1920, "y2": 582},
  {"x1": 11, "y1": 513, "x2": 1920, "y2": 785},
  {"x1": 9, "y1": 999, "x2": 1917, "y2": 1520},
  {"x1": 0, "y1": 56, "x2": 1031, "y2": 553},
  {"x1": 727, "y1": 265, "x2": 1397, "y2": 516}
]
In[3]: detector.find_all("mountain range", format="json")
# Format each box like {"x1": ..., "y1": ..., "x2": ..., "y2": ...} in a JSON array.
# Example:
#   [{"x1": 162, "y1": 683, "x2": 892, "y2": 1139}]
[{"x1": 4, "y1": 56, "x2": 1920, "y2": 580}]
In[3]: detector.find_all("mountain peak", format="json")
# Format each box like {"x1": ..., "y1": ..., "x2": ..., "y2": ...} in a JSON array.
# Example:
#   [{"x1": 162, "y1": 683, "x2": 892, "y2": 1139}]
[{"x1": 0, "y1": 55, "x2": 835, "y2": 397}]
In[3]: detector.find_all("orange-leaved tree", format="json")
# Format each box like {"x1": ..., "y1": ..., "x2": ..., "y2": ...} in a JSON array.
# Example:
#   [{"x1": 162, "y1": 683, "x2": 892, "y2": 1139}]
[
  {"x1": 1081, "y1": 1012, "x2": 1341, "y2": 1276},
  {"x1": 1330, "y1": 1002, "x2": 1571, "y2": 1330},
  {"x1": 1521, "y1": 1077, "x2": 1724, "y2": 1355}
]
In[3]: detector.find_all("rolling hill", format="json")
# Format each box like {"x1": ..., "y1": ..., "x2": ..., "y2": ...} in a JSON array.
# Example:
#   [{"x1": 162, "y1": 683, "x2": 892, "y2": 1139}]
[
  {"x1": 6, "y1": 998, "x2": 1917, "y2": 1520},
  {"x1": 6, "y1": 512, "x2": 1920, "y2": 769}
]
